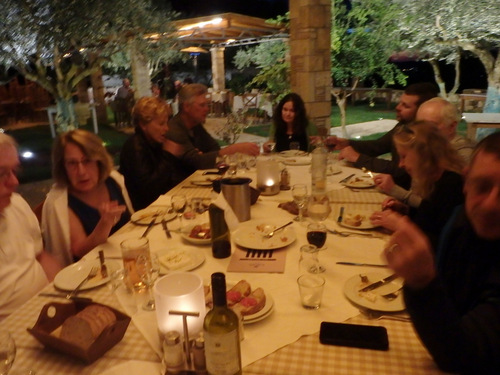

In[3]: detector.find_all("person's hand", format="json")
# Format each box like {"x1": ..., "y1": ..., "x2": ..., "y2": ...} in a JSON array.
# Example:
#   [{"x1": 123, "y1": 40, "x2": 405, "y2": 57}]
[
  {"x1": 325, "y1": 136, "x2": 350, "y2": 150},
  {"x1": 373, "y1": 174, "x2": 395, "y2": 194},
  {"x1": 98, "y1": 201, "x2": 126, "y2": 226},
  {"x1": 338, "y1": 146, "x2": 360, "y2": 162},
  {"x1": 370, "y1": 209, "x2": 404, "y2": 232},
  {"x1": 262, "y1": 140, "x2": 275, "y2": 153},
  {"x1": 381, "y1": 197, "x2": 409, "y2": 215},
  {"x1": 384, "y1": 217, "x2": 436, "y2": 289},
  {"x1": 222, "y1": 142, "x2": 260, "y2": 156}
]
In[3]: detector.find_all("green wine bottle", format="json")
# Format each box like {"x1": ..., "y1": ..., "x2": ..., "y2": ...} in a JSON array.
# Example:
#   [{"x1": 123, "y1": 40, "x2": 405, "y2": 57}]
[
  {"x1": 203, "y1": 272, "x2": 242, "y2": 375},
  {"x1": 208, "y1": 203, "x2": 231, "y2": 258}
]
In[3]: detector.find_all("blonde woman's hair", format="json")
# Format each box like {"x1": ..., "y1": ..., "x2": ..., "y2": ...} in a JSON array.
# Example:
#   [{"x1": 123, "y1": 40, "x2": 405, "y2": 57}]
[
  {"x1": 52, "y1": 129, "x2": 113, "y2": 187},
  {"x1": 394, "y1": 120, "x2": 465, "y2": 199},
  {"x1": 132, "y1": 96, "x2": 172, "y2": 127}
]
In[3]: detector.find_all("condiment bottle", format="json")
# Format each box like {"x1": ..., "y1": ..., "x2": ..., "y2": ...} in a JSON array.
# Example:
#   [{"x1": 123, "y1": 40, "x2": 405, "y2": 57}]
[
  {"x1": 203, "y1": 273, "x2": 242, "y2": 375},
  {"x1": 280, "y1": 168, "x2": 290, "y2": 190},
  {"x1": 162, "y1": 330, "x2": 185, "y2": 374},
  {"x1": 192, "y1": 332, "x2": 207, "y2": 372}
]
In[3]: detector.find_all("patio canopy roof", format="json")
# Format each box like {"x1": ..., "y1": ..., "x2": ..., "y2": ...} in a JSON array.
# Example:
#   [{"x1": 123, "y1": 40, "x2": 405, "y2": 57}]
[{"x1": 173, "y1": 12, "x2": 288, "y2": 48}]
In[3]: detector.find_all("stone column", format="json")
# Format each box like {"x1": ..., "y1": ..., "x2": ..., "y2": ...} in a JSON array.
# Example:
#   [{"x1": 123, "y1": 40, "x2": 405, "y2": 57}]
[
  {"x1": 210, "y1": 47, "x2": 226, "y2": 91},
  {"x1": 289, "y1": 0, "x2": 332, "y2": 132}
]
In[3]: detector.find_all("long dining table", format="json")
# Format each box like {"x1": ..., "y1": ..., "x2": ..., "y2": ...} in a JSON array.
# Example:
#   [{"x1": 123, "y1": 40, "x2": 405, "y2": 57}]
[{"x1": 1, "y1": 158, "x2": 448, "y2": 375}]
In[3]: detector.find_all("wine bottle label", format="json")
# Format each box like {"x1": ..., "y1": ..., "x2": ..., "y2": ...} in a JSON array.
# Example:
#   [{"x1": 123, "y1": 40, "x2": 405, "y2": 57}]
[{"x1": 205, "y1": 330, "x2": 241, "y2": 375}]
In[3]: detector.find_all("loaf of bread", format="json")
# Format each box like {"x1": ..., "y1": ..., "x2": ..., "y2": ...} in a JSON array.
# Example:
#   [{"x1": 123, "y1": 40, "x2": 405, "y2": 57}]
[
  {"x1": 226, "y1": 280, "x2": 251, "y2": 307},
  {"x1": 233, "y1": 288, "x2": 266, "y2": 316},
  {"x1": 60, "y1": 305, "x2": 116, "y2": 348}
]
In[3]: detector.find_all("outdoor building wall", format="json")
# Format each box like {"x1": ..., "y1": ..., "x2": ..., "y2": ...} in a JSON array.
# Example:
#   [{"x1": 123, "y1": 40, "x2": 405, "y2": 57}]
[{"x1": 289, "y1": 0, "x2": 332, "y2": 131}]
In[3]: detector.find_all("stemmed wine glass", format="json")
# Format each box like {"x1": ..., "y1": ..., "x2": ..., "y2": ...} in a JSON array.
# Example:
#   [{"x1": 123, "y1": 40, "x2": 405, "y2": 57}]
[
  {"x1": 292, "y1": 184, "x2": 308, "y2": 222},
  {"x1": 0, "y1": 331, "x2": 16, "y2": 375},
  {"x1": 136, "y1": 253, "x2": 160, "y2": 311},
  {"x1": 171, "y1": 194, "x2": 187, "y2": 229},
  {"x1": 299, "y1": 244, "x2": 325, "y2": 274}
]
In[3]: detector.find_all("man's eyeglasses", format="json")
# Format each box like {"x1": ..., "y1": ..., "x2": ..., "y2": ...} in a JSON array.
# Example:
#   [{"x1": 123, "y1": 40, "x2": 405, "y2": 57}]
[{"x1": 64, "y1": 158, "x2": 96, "y2": 170}]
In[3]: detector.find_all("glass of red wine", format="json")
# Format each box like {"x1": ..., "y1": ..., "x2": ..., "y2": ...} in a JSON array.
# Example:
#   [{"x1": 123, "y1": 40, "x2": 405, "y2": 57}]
[{"x1": 307, "y1": 222, "x2": 327, "y2": 251}]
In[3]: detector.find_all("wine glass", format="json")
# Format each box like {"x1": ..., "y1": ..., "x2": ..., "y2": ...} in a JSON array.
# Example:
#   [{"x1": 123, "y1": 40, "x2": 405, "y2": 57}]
[
  {"x1": 0, "y1": 331, "x2": 16, "y2": 375},
  {"x1": 307, "y1": 194, "x2": 331, "y2": 222},
  {"x1": 136, "y1": 253, "x2": 160, "y2": 311},
  {"x1": 307, "y1": 222, "x2": 327, "y2": 251},
  {"x1": 292, "y1": 184, "x2": 308, "y2": 222},
  {"x1": 171, "y1": 194, "x2": 187, "y2": 229},
  {"x1": 215, "y1": 156, "x2": 229, "y2": 175}
]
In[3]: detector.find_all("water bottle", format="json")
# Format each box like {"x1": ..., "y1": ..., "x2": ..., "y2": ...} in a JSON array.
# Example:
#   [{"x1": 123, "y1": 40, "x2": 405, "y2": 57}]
[{"x1": 311, "y1": 142, "x2": 327, "y2": 194}]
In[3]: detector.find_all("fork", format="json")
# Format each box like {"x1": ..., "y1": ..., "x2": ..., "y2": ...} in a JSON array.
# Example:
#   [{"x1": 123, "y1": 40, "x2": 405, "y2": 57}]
[
  {"x1": 67, "y1": 266, "x2": 98, "y2": 299},
  {"x1": 327, "y1": 228, "x2": 380, "y2": 238},
  {"x1": 263, "y1": 221, "x2": 293, "y2": 239}
]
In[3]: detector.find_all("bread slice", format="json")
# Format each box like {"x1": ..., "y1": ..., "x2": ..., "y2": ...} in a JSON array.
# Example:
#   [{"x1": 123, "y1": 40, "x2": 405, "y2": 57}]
[
  {"x1": 60, "y1": 305, "x2": 116, "y2": 349},
  {"x1": 233, "y1": 288, "x2": 266, "y2": 316},
  {"x1": 226, "y1": 280, "x2": 251, "y2": 307}
]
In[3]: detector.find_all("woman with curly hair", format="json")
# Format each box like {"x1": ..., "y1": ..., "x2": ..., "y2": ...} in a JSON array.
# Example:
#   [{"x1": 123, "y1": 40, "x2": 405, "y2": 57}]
[
  {"x1": 264, "y1": 93, "x2": 317, "y2": 152},
  {"x1": 370, "y1": 120, "x2": 465, "y2": 246}
]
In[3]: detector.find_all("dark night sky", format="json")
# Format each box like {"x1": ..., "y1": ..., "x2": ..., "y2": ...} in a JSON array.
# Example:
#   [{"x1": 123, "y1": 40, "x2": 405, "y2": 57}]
[{"x1": 166, "y1": 0, "x2": 289, "y2": 19}]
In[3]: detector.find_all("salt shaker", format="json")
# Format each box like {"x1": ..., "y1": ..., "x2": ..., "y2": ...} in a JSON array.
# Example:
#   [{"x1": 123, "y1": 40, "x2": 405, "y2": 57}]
[
  {"x1": 162, "y1": 330, "x2": 185, "y2": 374},
  {"x1": 192, "y1": 333, "x2": 206, "y2": 372}
]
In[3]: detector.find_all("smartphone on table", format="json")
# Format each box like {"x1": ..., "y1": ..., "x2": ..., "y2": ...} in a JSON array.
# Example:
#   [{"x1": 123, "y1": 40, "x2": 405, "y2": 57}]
[{"x1": 319, "y1": 321, "x2": 389, "y2": 351}]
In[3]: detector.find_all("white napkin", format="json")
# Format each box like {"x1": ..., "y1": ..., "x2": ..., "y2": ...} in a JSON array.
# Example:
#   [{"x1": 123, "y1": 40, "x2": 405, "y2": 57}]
[{"x1": 213, "y1": 192, "x2": 240, "y2": 230}]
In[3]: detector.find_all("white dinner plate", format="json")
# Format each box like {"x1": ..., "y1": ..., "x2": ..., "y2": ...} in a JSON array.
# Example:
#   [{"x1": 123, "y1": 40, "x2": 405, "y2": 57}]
[
  {"x1": 282, "y1": 156, "x2": 311, "y2": 166},
  {"x1": 343, "y1": 272, "x2": 405, "y2": 312},
  {"x1": 54, "y1": 259, "x2": 121, "y2": 292},
  {"x1": 190, "y1": 178, "x2": 217, "y2": 187},
  {"x1": 131, "y1": 206, "x2": 176, "y2": 226},
  {"x1": 233, "y1": 221, "x2": 296, "y2": 250},
  {"x1": 326, "y1": 165, "x2": 342, "y2": 175},
  {"x1": 338, "y1": 210, "x2": 378, "y2": 230},
  {"x1": 343, "y1": 176, "x2": 375, "y2": 188},
  {"x1": 181, "y1": 223, "x2": 212, "y2": 245},
  {"x1": 279, "y1": 150, "x2": 308, "y2": 157},
  {"x1": 157, "y1": 247, "x2": 205, "y2": 273}
]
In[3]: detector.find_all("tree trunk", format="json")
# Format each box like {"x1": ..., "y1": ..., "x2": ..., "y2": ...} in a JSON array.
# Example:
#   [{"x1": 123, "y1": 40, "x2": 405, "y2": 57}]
[
  {"x1": 337, "y1": 96, "x2": 348, "y2": 138},
  {"x1": 130, "y1": 41, "x2": 152, "y2": 99},
  {"x1": 55, "y1": 98, "x2": 77, "y2": 133},
  {"x1": 89, "y1": 60, "x2": 108, "y2": 125},
  {"x1": 429, "y1": 59, "x2": 447, "y2": 99}
]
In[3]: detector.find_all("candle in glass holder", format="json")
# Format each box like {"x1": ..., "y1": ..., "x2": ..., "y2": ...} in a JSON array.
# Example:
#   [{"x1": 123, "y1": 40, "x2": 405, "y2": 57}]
[{"x1": 256, "y1": 158, "x2": 280, "y2": 195}]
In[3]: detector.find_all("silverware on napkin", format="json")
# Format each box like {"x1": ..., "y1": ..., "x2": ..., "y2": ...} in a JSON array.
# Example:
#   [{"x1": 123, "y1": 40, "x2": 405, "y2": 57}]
[{"x1": 358, "y1": 273, "x2": 398, "y2": 292}]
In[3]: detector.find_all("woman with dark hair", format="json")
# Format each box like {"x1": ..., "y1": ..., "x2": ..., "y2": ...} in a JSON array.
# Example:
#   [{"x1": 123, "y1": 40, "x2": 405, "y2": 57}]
[
  {"x1": 42, "y1": 130, "x2": 133, "y2": 265},
  {"x1": 264, "y1": 93, "x2": 317, "y2": 152}
]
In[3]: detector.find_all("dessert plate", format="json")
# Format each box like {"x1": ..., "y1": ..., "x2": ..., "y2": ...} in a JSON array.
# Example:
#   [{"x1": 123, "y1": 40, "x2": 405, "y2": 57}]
[
  {"x1": 181, "y1": 223, "x2": 211, "y2": 245},
  {"x1": 233, "y1": 221, "x2": 296, "y2": 250},
  {"x1": 157, "y1": 247, "x2": 205, "y2": 273},
  {"x1": 54, "y1": 259, "x2": 121, "y2": 291},
  {"x1": 338, "y1": 210, "x2": 378, "y2": 230}
]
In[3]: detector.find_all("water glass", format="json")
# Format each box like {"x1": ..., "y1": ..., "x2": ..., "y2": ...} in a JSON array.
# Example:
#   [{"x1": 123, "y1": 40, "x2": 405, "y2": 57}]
[
  {"x1": 292, "y1": 184, "x2": 308, "y2": 222},
  {"x1": 136, "y1": 253, "x2": 160, "y2": 311},
  {"x1": 297, "y1": 274, "x2": 325, "y2": 309},
  {"x1": 299, "y1": 244, "x2": 325, "y2": 273}
]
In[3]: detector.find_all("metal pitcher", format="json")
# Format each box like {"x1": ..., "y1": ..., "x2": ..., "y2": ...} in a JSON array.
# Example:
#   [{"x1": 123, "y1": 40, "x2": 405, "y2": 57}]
[{"x1": 221, "y1": 177, "x2": 252, "y2": 222}]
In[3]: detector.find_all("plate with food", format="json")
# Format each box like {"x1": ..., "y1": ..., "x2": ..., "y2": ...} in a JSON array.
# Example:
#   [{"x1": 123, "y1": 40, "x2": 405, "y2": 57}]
[
  {"x1": 131, "y1": 206, "x2": 176, "y2": 226},
  {"x1": 54, "y1": 259, "x2": 121, "y2": 292},
  {"x1": 205, "y1": 280, "x2": 274, "y2": 324},
  {"x1": 181, "y1": 223, "x2": 211, "y2": 245},
  {"x1": 343, "y1": 176, "x2": 375, "y2": 188},
  {"x1": 338, "y1": 211, "x2": 377, "y2": 230},
  {"x1": 157, "y1": 247, "x2": 205, "y2": 273},
  {"x1": 233, "y1": 221, "x2": 296, "y2": 250},
  {"x1": 343, "y1": 272, "x2": 405, "y2": 312},
  {"x1": 279, "y1": 150, "x2": 308, "y2": 157}
]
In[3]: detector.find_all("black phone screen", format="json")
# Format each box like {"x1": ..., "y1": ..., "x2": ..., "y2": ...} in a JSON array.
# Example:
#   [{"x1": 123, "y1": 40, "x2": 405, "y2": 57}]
[{"x1": 319, "y1": 322, "x2": 389, "y2": 351}]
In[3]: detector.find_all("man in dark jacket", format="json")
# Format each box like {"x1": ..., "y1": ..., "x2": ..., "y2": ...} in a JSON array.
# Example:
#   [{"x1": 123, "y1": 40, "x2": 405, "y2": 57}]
[
  {"x1": 383, "y1": 132, "x2": 500, "y2": 374},
  {"x1": 328, "y1": 82, "x2": 438, "y2": 187}
]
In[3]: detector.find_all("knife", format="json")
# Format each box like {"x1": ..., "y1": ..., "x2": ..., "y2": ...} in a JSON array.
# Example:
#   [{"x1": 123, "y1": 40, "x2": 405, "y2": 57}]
[
  {"x1": 336, "y1": 262, "x2": 388, "y2": 268},
  {"x1": 39, "y1": 293, "x2": 93, "y2": 303},
  {"x1": 358, "y1": 273, "x2": 398, "y2": 292},
  {"x1": 337, "y1": 206, "x2": 345, "y2": 223},
  {"x1": 141, "y1": 214, "x2": 158, "y2": 238},
  {"x1": 98, "y1": 249, "x2": 108, "y2": 278},
  {"x1": 339, "y1": 173, "x2": 355, "y2": 184},
  {"x1": 162, "y1": 219, "x2": 172, "y2": 239}
]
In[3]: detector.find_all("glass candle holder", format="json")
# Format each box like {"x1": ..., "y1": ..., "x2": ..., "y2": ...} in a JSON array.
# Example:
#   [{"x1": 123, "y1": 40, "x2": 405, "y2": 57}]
[{"x1": 256, "y1": 157, "x2": 280, "y2": 195}]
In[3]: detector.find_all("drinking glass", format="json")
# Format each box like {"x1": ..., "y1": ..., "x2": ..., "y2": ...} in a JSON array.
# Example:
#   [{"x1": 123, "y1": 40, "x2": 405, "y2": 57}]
[
  {"x1": 297, "y1": 274, "x2": 325, "y2": 309},
  {"x1": 307, "y1": 194, "x2": 331, "y2": 222},
  {"x1": 291, "y1": 184, "x2": 308, "y2": 222},
  {"x1": 171, "y1": 194, "x2": 187, "y2": 228},
  {"x1": 120, "y1": 237, "x2": 150, "y2": 291},
  {"x1": 215, "y1": 156, "x2": 229, "y2": 175},
  {"x1": 307, "y1": 222, "x2": 327, "y2": 251},
  {"x1": 0, "y1": 331, "x2": 16, "y2": 375},
  {"x1": 136, "y1": 253, "x2": 160, "y2": 311},
  {"x1": 299, "y1": 244, "x2": 325, "y2": 273}
]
